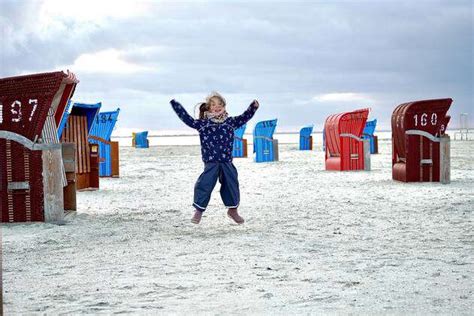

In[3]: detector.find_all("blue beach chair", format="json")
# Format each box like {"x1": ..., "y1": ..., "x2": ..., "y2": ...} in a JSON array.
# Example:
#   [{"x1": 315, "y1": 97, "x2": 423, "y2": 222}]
[
  {"x1": 134, "y1": 131, "x2": 149, "y2": 148},
  {"x1": 362, "y1": 119, "x2": 378, "y2": 154},
  {"x1": 253, "y1": 119, "x2": 278, "y2": 162},
  {"x1": 89, "y1": 108, "x2": 120, "y2": 177},
  {"x1": 299, "y1": 125, "x2": 314, "y2": 150},
  {"x1": 233, "y1": 124, "x2": 248, "y2": 158}
]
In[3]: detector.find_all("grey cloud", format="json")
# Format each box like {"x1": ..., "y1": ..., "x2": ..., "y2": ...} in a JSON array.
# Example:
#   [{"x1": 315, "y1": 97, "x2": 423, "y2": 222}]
[{"x1": 0, "y1": 0, "x2": 472, "y2": 130}]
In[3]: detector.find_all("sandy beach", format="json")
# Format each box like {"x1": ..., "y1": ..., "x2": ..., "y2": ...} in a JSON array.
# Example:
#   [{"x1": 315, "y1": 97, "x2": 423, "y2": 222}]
[{"x1": 2, "y1": 138, "x2": 473, "y2": 314}]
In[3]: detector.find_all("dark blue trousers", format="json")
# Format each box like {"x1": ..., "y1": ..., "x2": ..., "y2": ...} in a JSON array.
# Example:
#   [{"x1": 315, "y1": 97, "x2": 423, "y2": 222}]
[{"x1": 193, "y1": 162, "x2": 240, "y2": 211}]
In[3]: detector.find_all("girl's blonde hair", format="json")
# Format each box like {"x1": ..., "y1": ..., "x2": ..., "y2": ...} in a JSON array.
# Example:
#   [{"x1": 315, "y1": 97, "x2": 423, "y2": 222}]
[{"x1": 205, "y1": 91, "x2": 226, "y2": 107}]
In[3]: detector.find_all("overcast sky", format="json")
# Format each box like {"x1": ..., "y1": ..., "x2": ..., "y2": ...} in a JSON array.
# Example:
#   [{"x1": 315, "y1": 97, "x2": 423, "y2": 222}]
[{"x1": 1, "y1": 0, "x2": 472, "y2": 133}]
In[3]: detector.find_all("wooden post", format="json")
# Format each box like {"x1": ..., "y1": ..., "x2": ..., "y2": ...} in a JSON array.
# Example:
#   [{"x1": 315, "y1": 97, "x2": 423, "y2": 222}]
[
  {"x1": 273, "y1": 139, "x2": 279, "y2": 161},
  {"x1": 42, "y1": 144, "x2": 65, "y2": 222},
  {"x1": 440, "y1": 134, "x2": 451, "y2": 184},
  {"x1": 0, "y1": 225, "x2": 3, "y2": 316},
  {"x1": 242, "y1": 139, "x2": 248, "y2": 158},
  {"x1": 309, "y1": 136, "x2": 313, "y2": 150},
  {"x1": 373, "y1": 135, "x2": 379, "y2": 154},
  {"x1": 363, "y1": 139, "x2": 371, "y2": 171}
]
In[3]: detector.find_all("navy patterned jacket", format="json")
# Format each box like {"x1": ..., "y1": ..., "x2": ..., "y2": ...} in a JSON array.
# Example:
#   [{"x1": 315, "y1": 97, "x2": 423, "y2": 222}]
[{"x1": 170, "y1": 99, "x2": 258, "y2": 163}]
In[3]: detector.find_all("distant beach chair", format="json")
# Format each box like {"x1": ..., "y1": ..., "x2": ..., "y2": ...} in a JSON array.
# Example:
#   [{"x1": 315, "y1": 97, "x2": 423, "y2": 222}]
[
  {"x1": 362, "y1": 119, "x2": 379, "y2": 154},
  {"x1": 89, "y1": 108, "x2": 120, "y2": 177},
  {"x1": 453, "y1": 113, "x2": 472, "y2": 140},
  {"x1": 392, "y1": 98, "x2": 452, "y2": 183},
  {"x1": 0, "y1": 70, "x2": 78, "y2": 223},
  {"x1": 133, "y1": 131, "x2": 149, "y2": 148},
  {"x1": 233, "y1": 124, "x2": 248, "y2": 158},
  {"x1": 299, "y1": 125, "x2": 314, "y2": 150},
  {"x1": 253, "y1": 119, "x2": 279, "y2": 162},
  {"x1": 60, "y1": 102, "x2": 101, "y2": 191},
  {"x1": 324, "y1": 108, "x2": 370, "y2": 171}
]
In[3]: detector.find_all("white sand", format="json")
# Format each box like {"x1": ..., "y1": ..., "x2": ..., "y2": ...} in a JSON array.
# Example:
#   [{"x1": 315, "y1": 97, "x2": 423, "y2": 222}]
[{"x1": 2, "y1": 139, "x2": 473, "y2": 314}]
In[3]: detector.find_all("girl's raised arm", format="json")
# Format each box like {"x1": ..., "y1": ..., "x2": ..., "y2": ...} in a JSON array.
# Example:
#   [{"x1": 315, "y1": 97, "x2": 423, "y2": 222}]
[
  {"x1": 170, "y1": 99, "x2": 201, "y2": 129},
  {"x1": 230, "y1": 100, "x2": 259, "y2": 129}
]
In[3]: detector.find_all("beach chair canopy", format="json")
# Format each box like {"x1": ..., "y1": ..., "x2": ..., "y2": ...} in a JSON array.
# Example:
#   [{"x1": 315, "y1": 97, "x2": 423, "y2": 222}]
[
  {"x1": 234, "y1": 124, "x2": 246, "y2": 140},
  {"x1": 0, "y1": 71, "x2": 78, "y2": 142},
  {"x1": 90, "y1": 108, "x2": 120, "y2": 142},
  {"x1": 392, "y1": 99, "x2": 451, "y2": 160},
  {"x1": 253, "y1": 119, "x2": 277, "y2": 152},
  {"x1": 300, "y1": 125, "x2": 314, "y2": 137},
  {"x1": 325, "y1": 108, "x2": 369, "y2": 157},
  {"x1": 253, "y1": 119, "x2": 277, "y2": 139},
  {"x1": 363, "y1": 119, "x2": 377, "y2": 137},
  {"x1": 70, "y1": 102, "x2": 102, "y2": 133}
]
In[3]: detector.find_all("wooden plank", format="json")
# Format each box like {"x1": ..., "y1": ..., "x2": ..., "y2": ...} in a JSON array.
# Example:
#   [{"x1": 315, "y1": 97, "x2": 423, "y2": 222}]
[
  {"x1": 74, "y1": 116, "x2": 82, "y2": 174},
  {"x1": 84, "y1": 116, "x2": 91, "y2": 173},
  {"x1": 111, "y1": 141, "x2": 120, "y2": 177},
  {"x1": 79, "y1": 116, "x2": 85, "y2": 174},
  {"x1": 440, "y1": 135, "x2": 451, "y2": 184},
  {"x1": 77, "y1": 116, "x2": 83, "y2": 174},
  {"x1": 41, "y1": 147, "x2": 64, "y2": 222},
  {"x1": 242, "y1": 139, "x2": 248, "y2": 158},
  {"x1": 363, "y1": 139, "x2": 371, "y2": 171}
]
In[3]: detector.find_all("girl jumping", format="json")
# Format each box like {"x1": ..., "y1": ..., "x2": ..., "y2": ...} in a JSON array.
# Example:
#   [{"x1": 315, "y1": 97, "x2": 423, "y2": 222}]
[{"x1": 170, "y1": 92, "x2": 259, "y2": 224}]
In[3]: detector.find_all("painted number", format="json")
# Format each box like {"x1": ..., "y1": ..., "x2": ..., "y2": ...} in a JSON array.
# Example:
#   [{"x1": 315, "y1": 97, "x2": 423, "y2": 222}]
[
  {"x1": 414, "y1": 113, "x2": 438, "y2": 127},
  {"x1": 11, "y1": 101, "x2": 22, "y2": 122},
  {"x1": 6, "y1": 99, "x2": 38, "y2": 123},
  {"x1": 100, "y1": 114, "x2": 113, "y2": 123},
  {"x1": 29, "y1": 99, "x2": 38, "y2": 121}
]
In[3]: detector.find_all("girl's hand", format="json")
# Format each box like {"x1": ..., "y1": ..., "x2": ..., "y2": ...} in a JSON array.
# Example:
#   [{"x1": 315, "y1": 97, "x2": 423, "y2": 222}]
[{"x1": 253, "y1": 100, "x2": 260, "y2": 108}]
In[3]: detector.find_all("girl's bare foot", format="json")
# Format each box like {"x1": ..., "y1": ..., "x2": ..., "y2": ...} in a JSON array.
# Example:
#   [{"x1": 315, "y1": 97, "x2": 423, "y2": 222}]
[
  {"x1": 227, "y1": 208, "x2": 244, "y2": 224},
  {"x1": 191, "y1": 209, "x2": 203, "y2": 224}
]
